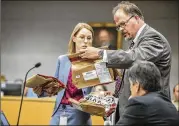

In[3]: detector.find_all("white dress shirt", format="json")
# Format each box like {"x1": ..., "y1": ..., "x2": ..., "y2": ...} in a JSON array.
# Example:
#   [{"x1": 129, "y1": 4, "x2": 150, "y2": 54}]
[{"x1": 103, "y1": 23, "x2": 147, "y2": 62}]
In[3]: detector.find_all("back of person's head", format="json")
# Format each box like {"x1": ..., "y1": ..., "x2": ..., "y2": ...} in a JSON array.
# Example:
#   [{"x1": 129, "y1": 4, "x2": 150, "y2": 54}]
[
  {"x1": 112, "y1": 1, "x2": 144, "y2": 20},
  {"x1": 128, "y1": 60, "x2": 161, "y2": 92},
  {"x1": 68, "y1": 23, "x2": 94, "y2": 54}
]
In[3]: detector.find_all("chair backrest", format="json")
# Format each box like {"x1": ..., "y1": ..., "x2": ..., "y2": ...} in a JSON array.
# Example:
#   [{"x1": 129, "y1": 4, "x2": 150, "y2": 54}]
[{"x1": 1, "y1": 111, "x2": 10, "y2": 126}]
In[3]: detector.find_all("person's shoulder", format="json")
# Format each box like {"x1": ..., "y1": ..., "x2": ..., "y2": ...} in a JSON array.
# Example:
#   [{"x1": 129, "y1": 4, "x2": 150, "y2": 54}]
[
  {"x1": 144, "y1": 24, "x2": 159, "y2": 34},
  {"x1": 143, "y1": 24, "x2": 168, "y2": 41},
  {"x1": 57, "y1": 54, "x2": 69, "y2": 61},
  {"x1": 128, "y1": 96, "x2": 147, "y2": 106},
  {"x1": 129, "y1": 93, "x2": 158, "y2": 106}
]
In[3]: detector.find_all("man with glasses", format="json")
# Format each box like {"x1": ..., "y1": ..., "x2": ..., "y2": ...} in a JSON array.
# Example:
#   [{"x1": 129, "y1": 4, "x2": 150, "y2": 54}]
[
  {"x1": 116, "y1": 15, "x2": 134, "y2": 32},
  {"x1": 80, "y1": 1, "x2": 171, "y2": 124}
]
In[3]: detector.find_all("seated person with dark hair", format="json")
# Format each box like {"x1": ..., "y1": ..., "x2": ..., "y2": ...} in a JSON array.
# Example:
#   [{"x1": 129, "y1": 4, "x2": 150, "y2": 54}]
[
  {"x1": 116, "y1": 61, "x2": 178, "y2": 126},
  {"x1": 172, "y1": 84, "x2": 179, "y2": 112}
]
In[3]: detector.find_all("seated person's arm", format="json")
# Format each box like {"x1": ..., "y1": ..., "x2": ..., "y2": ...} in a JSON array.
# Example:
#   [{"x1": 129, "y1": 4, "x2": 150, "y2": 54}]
[{"x1": 116, "y1": 97, "x2": 146, "y2": 126}]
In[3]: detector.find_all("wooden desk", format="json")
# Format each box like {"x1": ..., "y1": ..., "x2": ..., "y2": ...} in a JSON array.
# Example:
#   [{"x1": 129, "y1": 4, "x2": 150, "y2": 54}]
[{"x1": 1, "y1": 96, "x2": 104, "y2": 125}]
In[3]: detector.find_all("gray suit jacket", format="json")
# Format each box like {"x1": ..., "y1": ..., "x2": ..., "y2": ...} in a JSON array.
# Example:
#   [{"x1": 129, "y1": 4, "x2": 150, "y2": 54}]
[{"x1": 106, "y1": 24, "x2": 171, "y2": 116}]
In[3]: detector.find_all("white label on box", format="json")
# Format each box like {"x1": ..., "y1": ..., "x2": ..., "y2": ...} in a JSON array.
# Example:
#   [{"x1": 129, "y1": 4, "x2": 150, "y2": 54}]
[
  {"x1": 94, "y1": 62, "x2": 112, "y2": 83},
  {"x1": 82, "y1": 70, "x2": 98, "y2": 81}
]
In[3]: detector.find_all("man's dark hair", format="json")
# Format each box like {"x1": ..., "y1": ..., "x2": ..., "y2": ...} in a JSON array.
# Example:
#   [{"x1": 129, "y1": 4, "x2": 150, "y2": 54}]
[
  {"x1": 128, "y1": 60, "x2": 161, "y2": 92},
  {"x1": 112, "y1": 1, "x2": 144, "y2": 20}
]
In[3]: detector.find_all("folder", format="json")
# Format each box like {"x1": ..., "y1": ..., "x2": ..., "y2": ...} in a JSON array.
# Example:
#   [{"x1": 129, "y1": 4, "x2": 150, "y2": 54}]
[{"x1": 26, "y1": 74, "x2": 65, "y2": 96}]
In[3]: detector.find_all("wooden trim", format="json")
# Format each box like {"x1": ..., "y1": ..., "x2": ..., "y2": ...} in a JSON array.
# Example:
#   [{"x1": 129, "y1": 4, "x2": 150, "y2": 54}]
[{"x1": 1, "y1": 96, "x2": 55, "y2": 103}]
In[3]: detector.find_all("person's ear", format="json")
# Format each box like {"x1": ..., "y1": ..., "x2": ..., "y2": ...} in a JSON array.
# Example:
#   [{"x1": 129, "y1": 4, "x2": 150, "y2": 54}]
[
  {"x1": 134, "y1": 15, "x2": 138, "y2": 20},
  {"x1": 135, "y1": 81, "x2": 140, "y2": 93},
  {"x1": 134, "y1": 15, "x2": 139, "y2": 24},
  {"x1": 72, "y1": 36, "x2": 77, "y2": 43}
]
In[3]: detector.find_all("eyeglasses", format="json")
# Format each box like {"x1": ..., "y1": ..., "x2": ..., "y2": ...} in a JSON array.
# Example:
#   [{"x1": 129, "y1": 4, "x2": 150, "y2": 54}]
[
  {"x1": 116, "y1": 15, "x2": 134, "y2": 31},
  {"x1": 76, "y1": 36, "x2": 92, "y2": 42}
]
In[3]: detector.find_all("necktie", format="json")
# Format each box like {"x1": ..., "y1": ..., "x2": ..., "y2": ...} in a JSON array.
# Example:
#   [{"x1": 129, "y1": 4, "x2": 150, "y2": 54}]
[
  {"x1": 113, "y1": 70, "x2": 125, "y2": 98},
  {"x1": 113, "y1": 40, "x2": 135, "y2": 98},
  {"x1": 114, "y1": 40, "x2": 135, "y2": 124},
  {"x1": 113, "y1": 76, "x2": 121, "y2": 98},
  {"x1": 129, "y1": 40, "x2": 135, "y2": 49}
]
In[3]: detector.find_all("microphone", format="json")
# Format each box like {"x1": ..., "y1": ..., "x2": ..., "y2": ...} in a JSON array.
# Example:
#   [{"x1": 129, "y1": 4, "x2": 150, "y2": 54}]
[
  {"x1": 16, "y1": 62, "x2": 41, "y2": 126},
  {"x1": 35, "y1": 62, "x2": 41, "y2": 68}
]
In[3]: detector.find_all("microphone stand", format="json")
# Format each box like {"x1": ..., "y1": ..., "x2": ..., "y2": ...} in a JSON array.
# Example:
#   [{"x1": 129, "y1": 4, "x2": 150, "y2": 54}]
[{"x1": 16, "y1": 65, "x2": 40, "y2": 126}]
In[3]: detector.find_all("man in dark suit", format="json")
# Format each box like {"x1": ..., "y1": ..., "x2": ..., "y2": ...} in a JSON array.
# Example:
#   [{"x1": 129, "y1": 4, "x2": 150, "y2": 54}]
[
  {"x1": 80, "y1": 1, "x2": 172, "y2": 123},
  {"x1": 116, "y1": 61, "x2": 178, "y2": 126}
]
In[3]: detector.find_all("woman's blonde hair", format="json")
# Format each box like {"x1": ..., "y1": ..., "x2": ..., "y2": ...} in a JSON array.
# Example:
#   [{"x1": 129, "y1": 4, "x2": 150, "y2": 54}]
[{"x1": 68, "y1": 23, "x2": 94, "y2": 54}]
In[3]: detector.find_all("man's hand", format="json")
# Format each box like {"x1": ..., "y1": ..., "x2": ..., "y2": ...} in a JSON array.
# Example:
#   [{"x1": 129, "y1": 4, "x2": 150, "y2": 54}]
[{"x1": 79, "y1": 47, "x2": 101, "y2": 59}]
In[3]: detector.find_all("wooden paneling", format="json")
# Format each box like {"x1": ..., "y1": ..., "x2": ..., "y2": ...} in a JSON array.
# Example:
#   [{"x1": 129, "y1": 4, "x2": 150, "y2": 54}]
[{"x1": 1, "y1": 96, "x2": 104, "y2": 125}]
